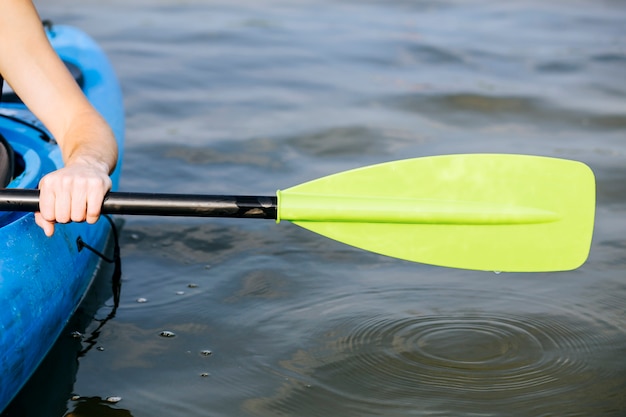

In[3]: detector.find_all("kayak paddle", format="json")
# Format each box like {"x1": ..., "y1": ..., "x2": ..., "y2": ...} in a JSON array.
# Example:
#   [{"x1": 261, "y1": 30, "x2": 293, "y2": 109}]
[{"x1": 0, "y1": 154, "x2": 595, "y2": 272}]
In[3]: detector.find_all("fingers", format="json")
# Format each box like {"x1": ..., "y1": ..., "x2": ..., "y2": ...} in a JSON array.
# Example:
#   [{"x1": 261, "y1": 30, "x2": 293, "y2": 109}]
[
  {"x1": 86, "y1": 178, "x2": 110, "y2": 224},
  {"x1": 69, "y1": 183, "x2": 88, "y2": 222},
  {"x1": 34, "y1": 212, "x2": 56, "y2": 237},
  {"x1": 36, "y1": 166, "x2": 112, "y2": 235}
]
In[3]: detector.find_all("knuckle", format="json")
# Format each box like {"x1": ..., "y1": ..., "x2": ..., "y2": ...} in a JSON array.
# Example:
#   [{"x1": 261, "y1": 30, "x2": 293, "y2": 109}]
[
  {"x1": 86, "y1": 209, "x2": 101, "y2": 223},
  {"x1": 56, "y1": 214, "x2": 71, "y2": 224},
  {"x1": 71, "y1": 212, "x2": 87, "y2": 222}
]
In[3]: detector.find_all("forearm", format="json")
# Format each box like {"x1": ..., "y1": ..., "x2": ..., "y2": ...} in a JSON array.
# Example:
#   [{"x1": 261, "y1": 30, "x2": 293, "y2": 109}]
[
  {"x1": 61, "y1": 110, "x2": 118, "y2": 174},
  {"x1": 0, "y1": 0, "x2": 118, "y2": 172}
]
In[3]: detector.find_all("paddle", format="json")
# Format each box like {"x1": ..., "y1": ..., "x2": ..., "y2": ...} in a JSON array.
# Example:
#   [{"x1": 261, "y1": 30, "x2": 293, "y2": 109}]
[{"x1": 0, "y1": 154, "x2": 595, "y2": 272}]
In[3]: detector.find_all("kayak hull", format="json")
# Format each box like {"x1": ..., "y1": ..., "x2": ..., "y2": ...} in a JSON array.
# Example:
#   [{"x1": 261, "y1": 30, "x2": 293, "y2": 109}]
[{"x1": 0, "y1": 25, "x2": 124, "y2": 411}]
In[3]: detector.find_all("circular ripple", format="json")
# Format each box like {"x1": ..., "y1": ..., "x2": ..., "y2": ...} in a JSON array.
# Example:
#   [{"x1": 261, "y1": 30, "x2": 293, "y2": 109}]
[
  {"x1": 330, "y1": 313, "x2": 592, "y2": 394},
  {"x1": 263, "y1": 286, "x2": 622, "y2": 405},
  {"x1": 243, "y1": 284, "x2": 626, "y2": 415}
]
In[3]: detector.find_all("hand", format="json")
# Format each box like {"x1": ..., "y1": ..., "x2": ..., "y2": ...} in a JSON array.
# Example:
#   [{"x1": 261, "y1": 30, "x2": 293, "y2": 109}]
[{"x1": 35, "y1": 159, "x2": 112, "y2": 237}]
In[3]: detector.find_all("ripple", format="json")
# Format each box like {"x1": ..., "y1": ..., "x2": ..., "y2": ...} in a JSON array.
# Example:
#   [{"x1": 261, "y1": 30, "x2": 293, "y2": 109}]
[
  {"x1": 388, "y1": 92, "x2": 626, "y2": 131},
  {"x1": 244, "y1": 287, "x2": 625, "y2": 415},
  {"x1": 323, "y1": 312, "x2": 594, "y2": 395},
  {"x1": 284, "y1": 126, "x2": 398, "y2": 158}
]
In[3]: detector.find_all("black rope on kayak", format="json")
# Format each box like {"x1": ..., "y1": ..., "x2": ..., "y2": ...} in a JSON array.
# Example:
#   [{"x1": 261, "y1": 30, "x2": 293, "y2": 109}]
[
  {"x1": 104, "y1": 214, "x2": 122, "y2": 309},
  {"x1": 76, "y1": 235, "x2": 116, "y2": 263},
  {"x1": 76, "y1": 215, "x2": 122, "y2": 357},
  {"x1": 76, "y1": 215, "x2": 122, "y2": 308}
]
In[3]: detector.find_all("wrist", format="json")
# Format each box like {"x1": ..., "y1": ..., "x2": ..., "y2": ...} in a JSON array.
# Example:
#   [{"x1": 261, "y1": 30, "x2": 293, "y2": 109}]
[{"x1": 66, "y1": 154, "x2": 113, "y2": 175}]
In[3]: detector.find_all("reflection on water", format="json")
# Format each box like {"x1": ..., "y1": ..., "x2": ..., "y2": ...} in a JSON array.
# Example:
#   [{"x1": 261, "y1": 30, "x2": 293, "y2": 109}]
[
  {"x1": 66, "y1": 397, "x2": 133, "y2": 417},
  {"x1": 13, "y1": 0, "x2": 626, "y2": 416}
]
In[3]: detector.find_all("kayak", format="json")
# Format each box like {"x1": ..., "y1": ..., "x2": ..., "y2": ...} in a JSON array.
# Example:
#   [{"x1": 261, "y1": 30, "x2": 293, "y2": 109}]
[{"x1": 0, "y1": 24, "x2": 124, "y2": 411}]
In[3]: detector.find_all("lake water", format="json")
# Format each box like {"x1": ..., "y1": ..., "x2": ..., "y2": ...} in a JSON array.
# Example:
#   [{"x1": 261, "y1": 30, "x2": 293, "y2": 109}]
[{"x1": 6, "y1": 0, "x2": 626, "y2": 416}]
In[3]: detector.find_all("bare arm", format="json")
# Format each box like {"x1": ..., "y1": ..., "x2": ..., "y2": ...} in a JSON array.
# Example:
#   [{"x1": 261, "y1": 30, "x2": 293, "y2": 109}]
[{"x1": 0, "y1": 0, "x2": 118, "y2": 236}]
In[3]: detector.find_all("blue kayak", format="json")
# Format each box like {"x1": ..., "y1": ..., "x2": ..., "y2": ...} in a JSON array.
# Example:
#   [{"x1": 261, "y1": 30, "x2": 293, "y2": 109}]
[{"x1": 0, "y1": 24, "x2": 124, "y2": 411}]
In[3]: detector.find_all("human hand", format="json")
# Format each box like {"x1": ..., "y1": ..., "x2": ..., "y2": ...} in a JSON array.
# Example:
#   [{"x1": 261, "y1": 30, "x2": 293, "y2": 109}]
[{"x1": 35, "y1": 159, "x2": 112, "y2": 237}]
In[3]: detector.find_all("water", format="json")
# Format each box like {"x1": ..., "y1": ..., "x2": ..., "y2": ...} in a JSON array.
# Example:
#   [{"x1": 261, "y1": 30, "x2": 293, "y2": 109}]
[{"x1": 7, "y1": 0, "x2": 626, "y2": 415}]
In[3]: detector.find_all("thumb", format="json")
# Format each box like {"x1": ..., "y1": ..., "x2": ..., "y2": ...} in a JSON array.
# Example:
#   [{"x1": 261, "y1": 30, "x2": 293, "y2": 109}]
[{"x1": 35, "y1": 212, "x2": 56, "y2": 237}]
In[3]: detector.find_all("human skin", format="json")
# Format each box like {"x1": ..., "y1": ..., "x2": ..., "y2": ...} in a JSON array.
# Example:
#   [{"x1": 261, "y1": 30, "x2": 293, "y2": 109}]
[{"x1": 0, "y1": 0, "x2": 118, "y2": 236}]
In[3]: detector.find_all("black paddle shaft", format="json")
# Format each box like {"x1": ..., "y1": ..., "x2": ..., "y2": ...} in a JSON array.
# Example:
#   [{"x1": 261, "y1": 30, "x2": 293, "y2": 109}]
[{"x1": 0, "y1": 189, "x2": 278, "y2": 219}]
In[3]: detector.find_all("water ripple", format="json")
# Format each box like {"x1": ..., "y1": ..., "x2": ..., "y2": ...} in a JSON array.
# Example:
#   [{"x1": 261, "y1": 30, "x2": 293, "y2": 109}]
[
  {"x1": 244, "y1": 287, "x2": 625, "y2": 415},
  {"x1": 388, "y1": 92, "x2": 626, "y2": 131},
  {"x1": 321, "y1": 312, "x2": 595, "y2": 395}
]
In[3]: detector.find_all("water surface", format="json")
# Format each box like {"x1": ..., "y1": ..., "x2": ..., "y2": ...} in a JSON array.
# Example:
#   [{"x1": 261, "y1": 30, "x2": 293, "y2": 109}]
[{"x1": 7, "y1": 0, "x2": 626, "y2": 415}]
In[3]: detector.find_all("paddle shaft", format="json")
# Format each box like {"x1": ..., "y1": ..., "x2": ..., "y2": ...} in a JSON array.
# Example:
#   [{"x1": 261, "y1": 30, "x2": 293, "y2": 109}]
[{"x1": 0, "y1": 189, "x2": 278, "y2": 219}]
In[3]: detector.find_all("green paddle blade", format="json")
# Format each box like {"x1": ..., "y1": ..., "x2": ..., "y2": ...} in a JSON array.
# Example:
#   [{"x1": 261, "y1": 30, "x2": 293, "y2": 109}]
[{"x1": 276, "y1": 154, "x2": 595, "y2": 272}]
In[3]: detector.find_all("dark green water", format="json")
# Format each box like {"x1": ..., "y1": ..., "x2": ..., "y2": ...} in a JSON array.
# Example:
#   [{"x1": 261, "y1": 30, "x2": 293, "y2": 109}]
[{"x1": 8, "y1": 0, "x2": 626, "y2": 415}]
